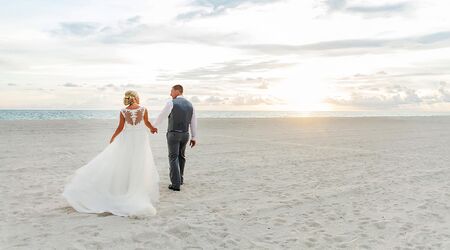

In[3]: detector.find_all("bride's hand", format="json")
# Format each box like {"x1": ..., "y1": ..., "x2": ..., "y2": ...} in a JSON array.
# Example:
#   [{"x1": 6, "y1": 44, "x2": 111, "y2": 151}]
[
  {"x1": 150, "y1": 127, "x2": 158, "y2": 134},
  {"x1": 110, "y1": 137, "x2": 115, "y2": 143}
]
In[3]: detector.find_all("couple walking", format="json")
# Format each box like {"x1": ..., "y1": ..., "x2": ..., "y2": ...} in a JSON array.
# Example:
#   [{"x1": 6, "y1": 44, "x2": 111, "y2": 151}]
[{"x1": 62, "y1": 85, "x2": 197, "y2": 217}]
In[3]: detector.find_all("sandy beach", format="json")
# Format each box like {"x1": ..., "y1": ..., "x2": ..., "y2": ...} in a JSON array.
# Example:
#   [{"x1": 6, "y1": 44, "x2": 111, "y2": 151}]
[{"x1": 1, "y1": 117, "x2": 450, "y2": 249}]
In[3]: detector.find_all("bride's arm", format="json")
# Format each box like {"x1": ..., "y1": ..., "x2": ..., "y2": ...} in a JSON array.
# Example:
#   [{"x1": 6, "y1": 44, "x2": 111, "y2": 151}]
[
  {"x1": 144, "y1": 109, "x2": 157, "y2": 133},
  {"x1": 110, "y1": 112, "x2": 125, "y2": 143}
]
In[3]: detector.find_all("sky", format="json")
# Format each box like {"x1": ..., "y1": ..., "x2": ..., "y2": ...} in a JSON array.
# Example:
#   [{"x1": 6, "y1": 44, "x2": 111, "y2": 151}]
[{"x1": 1, "y1": 0, "x2": 450, "y2": 112}]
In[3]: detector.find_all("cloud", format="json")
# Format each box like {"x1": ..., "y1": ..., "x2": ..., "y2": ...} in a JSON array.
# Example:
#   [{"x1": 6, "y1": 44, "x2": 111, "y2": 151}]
[
  {"x1": 241, "y1": 77, "x2": 270, "y2": 89},
  {"x1": 439, "y1": 82, "x2": 450, "y2": 102},
  {"x1": 61, "y1": 83, "x2": 81, "y2": 87},
  {"x1": 197, "y1": 94, "x2": 282, "y2": 106},
  {"x1": 98, "y1": 83, "x2": 119, "y2": 91},
  {"x1": 190, "y1": 96, "x2": 201, "y2": 103},
  {"x1": 205, "y1": 95, "x2": 227, "y2": 104},
  {"x1": 324, "y1": 0, "x2": 412, "y2": 17},
  {"x1": 326, "y1": 92, "x2": 420, "y2": 108},
  {"x1": 194, "y1": 0, "x2": 278, "y2": 9},
  {"x1": 326, "y1": 84, "x2": 450, "y2": 109},
  {"x1": 177, "y1": 0, "x2": 281, "y2": 20},
  {"x1": 324, "y1": 0, "x2": 346, "y2": 11},
  {"x1": 346, "y1": 3, "x2": 410, "y2": 14},
  {"x1": 50, "y1": 16, "x2": 143, "y2": 39},
  {"x1": 50, "y1": 22, "x2": 100, "y2": 37},
  {"x1": 230, "y1": 95, "x2": 281, "y2": 105},
  {"x1": 46, "y1": 7, "x2": 445, "y2": 60},
  {"x1": 3, "y1": 0, "x2": 450, "y2": 112},
  {"x1": 416, "y1": 31, "x2": 450, "y2": 44},
  {"x1": 121, "y1": 83, "x2": 142, "y2": 88},
  {"x1": 238, "y1": 30, "x2": 450, "y2": 56},
  {"x1": 101, "y1": 25, "x2": 239, "y2": 46},
  {"x1": 257, "y1": 81, "x2": 269, "y2": 89},
  {"x1": 158, "y1": 60, "x2": 294, "y2": 81},
  {"x1": 336, "y1": 68, "x2": 450, "y2": 87},
  {"x1": 97, "y1": 83, "x2": 142, "y2": 92},
  {"x1": 50, "y1": 15, "x2": 239, "y2": 46}
]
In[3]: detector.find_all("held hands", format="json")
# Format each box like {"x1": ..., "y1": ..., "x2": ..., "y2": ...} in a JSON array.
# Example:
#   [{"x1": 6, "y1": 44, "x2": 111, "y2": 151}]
[
  {"x1": 150, "y1": 127, "x2": 158, "y2": 134},
  {"x1": 189, "y1": 139, "x2": 196, "y2": 148}
]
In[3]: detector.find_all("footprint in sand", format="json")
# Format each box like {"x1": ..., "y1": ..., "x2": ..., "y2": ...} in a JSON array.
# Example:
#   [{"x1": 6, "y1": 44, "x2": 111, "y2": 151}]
[{"x1": 133, "y1": 231, "x2": 160, "y2": 242}]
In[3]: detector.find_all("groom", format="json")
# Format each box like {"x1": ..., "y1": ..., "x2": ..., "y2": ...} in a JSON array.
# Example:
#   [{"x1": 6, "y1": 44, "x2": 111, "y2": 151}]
[{"x1": 154, "y1": 85, "x2": 197, "y2": 191}]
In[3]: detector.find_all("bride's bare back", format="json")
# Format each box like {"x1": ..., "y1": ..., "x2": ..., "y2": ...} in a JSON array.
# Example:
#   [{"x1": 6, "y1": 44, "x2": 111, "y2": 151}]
[
  {"x1": 110, "y1": 105, "x2": 157, "y2": 143},
  {"x1": 121, "y1": 106, "x2": 145, "y2": 126}
]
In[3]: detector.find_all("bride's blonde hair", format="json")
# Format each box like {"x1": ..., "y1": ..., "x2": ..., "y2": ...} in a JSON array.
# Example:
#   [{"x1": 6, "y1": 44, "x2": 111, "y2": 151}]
[{"x1": 123, "y1": 90, "x2": 139, "y2": 106}]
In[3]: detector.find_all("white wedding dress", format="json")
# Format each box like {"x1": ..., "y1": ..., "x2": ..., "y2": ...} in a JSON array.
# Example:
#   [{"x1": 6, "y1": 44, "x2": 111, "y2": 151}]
[{"x1": 62, "y1": 106, "x2": 159, "y2": 217}]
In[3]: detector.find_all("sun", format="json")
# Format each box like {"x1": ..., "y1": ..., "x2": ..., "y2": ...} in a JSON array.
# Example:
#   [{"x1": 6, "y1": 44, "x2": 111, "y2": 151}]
[{"x1": 269, "y1": 72, "x2": 331, "y2": 112}]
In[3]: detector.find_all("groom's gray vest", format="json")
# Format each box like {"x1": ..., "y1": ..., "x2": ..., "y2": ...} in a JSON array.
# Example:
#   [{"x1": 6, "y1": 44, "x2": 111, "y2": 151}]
[{"x1": 168, "y1": 97, "x2": 193, "y2": 133}]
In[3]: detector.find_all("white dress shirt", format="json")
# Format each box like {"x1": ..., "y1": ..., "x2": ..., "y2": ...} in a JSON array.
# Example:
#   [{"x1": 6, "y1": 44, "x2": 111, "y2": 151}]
[{"x1": 153, "y1": 96, "x2": 197, "y2": 140}]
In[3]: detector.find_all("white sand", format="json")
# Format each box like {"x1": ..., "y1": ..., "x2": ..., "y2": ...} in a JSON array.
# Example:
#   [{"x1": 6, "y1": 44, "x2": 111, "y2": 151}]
[{"x1": 1, "y1": 117, "x2": 450, "y2": 249}]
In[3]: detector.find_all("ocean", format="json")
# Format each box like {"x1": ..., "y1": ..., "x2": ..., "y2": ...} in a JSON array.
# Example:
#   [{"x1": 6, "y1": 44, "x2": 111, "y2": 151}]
[{"x1": 0, "y1": 109, "x2": 449, "y2": 120}]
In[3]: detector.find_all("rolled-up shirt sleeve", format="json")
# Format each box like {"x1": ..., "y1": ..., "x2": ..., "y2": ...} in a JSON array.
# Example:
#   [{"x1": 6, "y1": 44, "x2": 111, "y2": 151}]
[
  {"x1": 153, "y1": 100, "x2": 173, "y2": 127},
  {"x1": 190, "y1": 107, "x2": 197, "y2": 140}
]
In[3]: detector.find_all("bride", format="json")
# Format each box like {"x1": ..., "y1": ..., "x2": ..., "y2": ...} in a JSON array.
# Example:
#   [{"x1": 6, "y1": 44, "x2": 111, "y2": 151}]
[{"x1": 62, "y1": 90, "x2": 160, "y2": 217}]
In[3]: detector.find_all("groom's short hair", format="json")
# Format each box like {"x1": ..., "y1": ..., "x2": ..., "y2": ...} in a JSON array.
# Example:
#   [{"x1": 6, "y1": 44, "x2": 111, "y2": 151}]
[{"x1": 172, "y1": 84, "x2": 183, "y2": 94}]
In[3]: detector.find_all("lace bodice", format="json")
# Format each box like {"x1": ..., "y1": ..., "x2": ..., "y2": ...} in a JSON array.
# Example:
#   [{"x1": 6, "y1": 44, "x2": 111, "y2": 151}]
[{"x1": 120, "y1": 106, "x2": 146, "y2": 127}]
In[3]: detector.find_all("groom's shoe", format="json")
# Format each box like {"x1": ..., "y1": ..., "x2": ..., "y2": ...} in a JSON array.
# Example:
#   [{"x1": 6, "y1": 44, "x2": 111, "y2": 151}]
[{"x1": 168, "y1": 184, "x2": 181, "y2": 191}]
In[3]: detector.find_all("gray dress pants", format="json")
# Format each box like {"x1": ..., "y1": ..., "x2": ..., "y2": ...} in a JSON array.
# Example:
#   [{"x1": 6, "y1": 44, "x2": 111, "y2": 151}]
[{"x1": 166, "y1": 131, "x2": 190, "y2": 188}]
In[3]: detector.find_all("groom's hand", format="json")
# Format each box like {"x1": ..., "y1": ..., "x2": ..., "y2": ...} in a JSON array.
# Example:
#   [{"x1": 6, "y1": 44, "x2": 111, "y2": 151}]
[{"x1": 189, "y1": 139, "x2": 196, "y2": 148}]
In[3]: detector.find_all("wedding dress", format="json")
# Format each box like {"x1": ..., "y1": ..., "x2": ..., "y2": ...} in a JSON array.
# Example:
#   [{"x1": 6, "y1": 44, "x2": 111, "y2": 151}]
[{"x1": 62, "y1": 106, "x2": 159, "y2": 217}]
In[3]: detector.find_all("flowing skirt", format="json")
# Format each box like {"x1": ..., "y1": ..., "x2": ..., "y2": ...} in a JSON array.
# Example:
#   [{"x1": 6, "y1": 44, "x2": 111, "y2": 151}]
[{"x1": 62, "y1": 127, "x2": 159, "y2": 217}]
